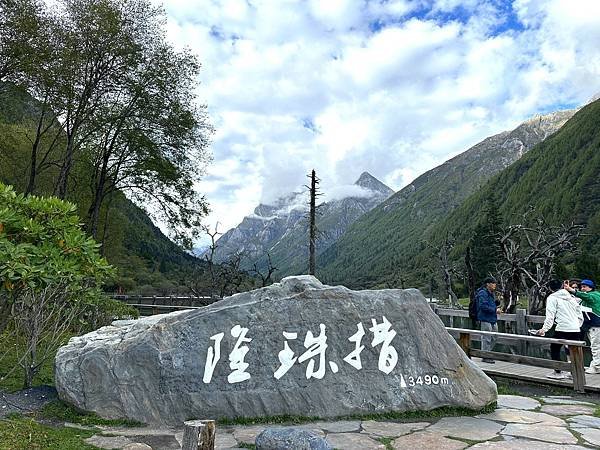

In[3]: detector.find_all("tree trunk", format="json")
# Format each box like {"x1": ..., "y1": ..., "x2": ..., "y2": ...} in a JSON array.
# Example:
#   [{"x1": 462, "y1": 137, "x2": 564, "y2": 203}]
[
  {"x1": 55, "y1": 131, "x2": 76, "y2": 199},
  {"x1": 309, "y1": 169, "x2": 316, "y2": 275},
  {"x1": 465, "y1": 245, "x2": 476, "y2": 302},
  {"x1": 87, "y1": 153, "x2": 110, "y2": 239},
  {"x1": 25, "y1": 106, "x2": 48, "y2": 195}
]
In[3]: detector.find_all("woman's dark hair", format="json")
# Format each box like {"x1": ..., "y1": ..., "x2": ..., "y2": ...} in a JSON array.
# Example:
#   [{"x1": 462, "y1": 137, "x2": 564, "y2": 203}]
[{"x1": 548, "y1": 279, "x2": 562, "y2": 292}]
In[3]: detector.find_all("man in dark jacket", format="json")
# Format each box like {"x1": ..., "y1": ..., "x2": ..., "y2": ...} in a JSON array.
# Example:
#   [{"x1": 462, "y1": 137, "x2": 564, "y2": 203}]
[{"x1": 476, "y1": 276, "x2": 501, "y2": 363}]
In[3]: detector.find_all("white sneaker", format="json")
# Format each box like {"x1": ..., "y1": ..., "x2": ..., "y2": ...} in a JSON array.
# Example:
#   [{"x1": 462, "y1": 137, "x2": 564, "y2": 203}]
[
  {"x1": 585, "y1": 367, "x2": 600, "y2": 374},
  {"x1": 546, "y1": 372, "x2": 567, "y2": 380}
]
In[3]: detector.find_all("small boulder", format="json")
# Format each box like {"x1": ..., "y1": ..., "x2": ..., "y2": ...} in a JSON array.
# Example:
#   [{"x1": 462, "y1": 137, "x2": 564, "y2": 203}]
[{"x1": 256, "y1": 428, "x2": 332, "y2": 450}]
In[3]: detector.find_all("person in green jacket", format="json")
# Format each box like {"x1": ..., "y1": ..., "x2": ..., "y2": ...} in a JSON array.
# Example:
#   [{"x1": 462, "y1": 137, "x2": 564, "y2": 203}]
[{"x1": 565, "y1": 279, "x2": 600, "y2": 374}]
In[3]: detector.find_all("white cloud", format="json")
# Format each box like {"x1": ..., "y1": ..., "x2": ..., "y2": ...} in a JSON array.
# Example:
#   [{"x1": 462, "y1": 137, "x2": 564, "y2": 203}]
[
  {"x1": 153, "y1": 0, "x2": 600, "y2": 245},
  {"x1": 324, "y1": 184, "x2": 377, "y2": 202}
]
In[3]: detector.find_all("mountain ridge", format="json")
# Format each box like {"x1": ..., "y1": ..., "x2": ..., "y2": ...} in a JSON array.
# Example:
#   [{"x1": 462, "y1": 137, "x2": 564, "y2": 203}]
[
  {"x1": 319, "y1": 107, "x2": 577, "y2": 288},
  {"x1": 211, "y1": 172, "x2": 394, "y2": 274}
]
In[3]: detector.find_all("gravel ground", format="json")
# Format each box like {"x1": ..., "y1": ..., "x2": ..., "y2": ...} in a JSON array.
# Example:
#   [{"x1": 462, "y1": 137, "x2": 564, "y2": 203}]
[{"x1": 0, "y1": 385, "x2": 57, "y2": 419}]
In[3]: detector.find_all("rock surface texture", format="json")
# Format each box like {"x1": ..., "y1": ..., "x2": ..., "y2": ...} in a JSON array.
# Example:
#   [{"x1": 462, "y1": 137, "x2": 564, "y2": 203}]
[
  {"x1": 255, "y1": 428, "x2": 332, "y2": 450},
  {"x1": 55, "y1": 276, "x2": 496, "y2": 425}
]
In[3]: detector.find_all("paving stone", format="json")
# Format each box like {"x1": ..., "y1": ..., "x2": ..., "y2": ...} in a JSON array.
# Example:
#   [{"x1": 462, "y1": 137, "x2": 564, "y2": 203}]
[
  {"x1": 96, "y1": 425, "x2": 179, "y2": 436},
  {"x1": 325, "y1": 432, "x2": 385, "y2": 450},
  {"x1": 497, "y1": 395, "x2": 541, "y2": 410},
  {"x1": 215, "y1": 433, "x2": 238, "y2": 449},
  {"x1": 233, "y1": 425, "x2": 269, "y2": 444},
  {"x1": 132, "y1": 435, "x2": 180, "y2": 449},
  {"x1": 360, "y1": 420, "x2": 430, "y2": 437},
  {"x1": 568, "y1": 414, "x2": 600, "y2": 429},
  {"x1": 391, "y1": 431, "x2": 467, "y2": 450},
  {"x1": 501, "y1": 424, "x2": 577, "y2": 444},
  {"x1": 541, "y1": 397, "x2": 596, "y2": 406},
  {"x1": 426, "y1": 417, "x2": 503, "y2": 441},
  {"x1": 312, "y1": 420, "x2": 361, "y2": 433},
  {"x1": 540, "y1": 404, "x2": 596, "y2": 416},
  {"x1": 476, "y1": 408, "x2": 566, "y2": 425},
  {"x1": 122, "y1": 444, "x2": 153, "y2": 450},
  {"x1": 578, "y1": 427, "x2": 600, "y2": 446},
  {"x1": 84, "y1": 435, "x2": 133, "y2": 449},
  {"x1": 470, "y1": 439, "x2": 587, "y2": 449}
]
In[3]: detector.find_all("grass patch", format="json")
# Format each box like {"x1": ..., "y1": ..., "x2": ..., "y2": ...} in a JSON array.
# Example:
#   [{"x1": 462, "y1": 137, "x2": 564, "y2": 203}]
[
  {"x1": 594, "y1": 406, "x2": 600, "y2": 418},
  {"x1": 0, "y1": 331, "x2": 68, "y2": 392},
  {"x1": 377, "y1": 436, "x2": 394, "y2": 450},
  {"x1": 348, "y1": 403, "x2": 496, "y2": 422},
  {"x1": 218, "y1": 413, "x2": 321, "y2": 426},
  {"x1": 40, "y1": 400, "x2": 144, "y2": 428},
  {"x1": 0, "y1": 415, "x2": 97, "y2": 450},
  {"x1": 237, "y1": 444, "x2": 256, "y2": 449},
  {"x1": 495, "y1": 381, "x2": 521, "y2": 396},
  {"x1": 217, "y1": 403, "x2": 496, "y2": 427}
]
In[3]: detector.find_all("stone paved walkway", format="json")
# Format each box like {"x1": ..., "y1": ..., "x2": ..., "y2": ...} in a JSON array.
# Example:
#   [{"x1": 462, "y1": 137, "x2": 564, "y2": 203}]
[{"x1": 81, "y1": 394, "x2": 600, "y2": 449}]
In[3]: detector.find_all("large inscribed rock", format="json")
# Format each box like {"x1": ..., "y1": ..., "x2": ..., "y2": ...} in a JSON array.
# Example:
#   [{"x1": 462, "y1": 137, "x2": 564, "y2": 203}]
[{"x1": 55, "y1": 276, "x2": 496, "y2": 425}]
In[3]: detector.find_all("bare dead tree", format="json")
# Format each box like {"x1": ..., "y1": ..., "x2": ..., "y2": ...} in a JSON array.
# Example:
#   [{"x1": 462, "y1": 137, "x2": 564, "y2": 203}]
[
  {"x1": 427, "y1": 235, "x2": 461, "y2": 308},
  {"x1": 217, "y1": 252, "x2": 245, "y2": 298},
  {"x1": 305, "y1": 169, "x2": 323, "y2": 276},
  {"x1": 496, "y1": 213, "x2": 585, "y2": 314},
  {"x1": 496, "y1": 227, "x2": 523, "y2": 314},
  {"x1": 202, "y1": 223, "x2": 222, "y2": 298},
  {"x1": 520, "y1": 219, "x2": 584, "y2": 314},
  {"x1": 250, "y1": 253, "x2": 278, "y2": 287}
]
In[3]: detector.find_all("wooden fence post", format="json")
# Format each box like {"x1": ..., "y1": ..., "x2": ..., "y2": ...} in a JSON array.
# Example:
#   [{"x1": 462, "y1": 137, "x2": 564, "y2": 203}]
[
  {"x1": 515, "y1": 309, "x2": 527, "y2": 354},
  {"x1": 569, "y1": 345, "x2": 586, "y2": 393},
  {"x1": 182, "y1": 420, "x2": 216, "y2": 450},
  {"x1": 459, "y1": 332, "x2": 471, "y2": 358}
]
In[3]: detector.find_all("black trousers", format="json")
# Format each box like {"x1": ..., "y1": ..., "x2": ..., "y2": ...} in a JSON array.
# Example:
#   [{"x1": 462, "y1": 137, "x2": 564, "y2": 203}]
[{"x1": 551, "y1": 330, "x2": 582, "y2": 362}]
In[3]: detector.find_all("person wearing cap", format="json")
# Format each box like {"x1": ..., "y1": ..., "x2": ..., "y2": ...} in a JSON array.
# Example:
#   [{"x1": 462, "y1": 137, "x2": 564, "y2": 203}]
[
  {"x1": 476, "y1": 276, "x2": 501, "y2": 363},
  {"x1": 535, "y1": 279, "x2": 583, "y2": 379},
  {"x1": 565, "y1": 279, "x2": 600, "y2": 373}
]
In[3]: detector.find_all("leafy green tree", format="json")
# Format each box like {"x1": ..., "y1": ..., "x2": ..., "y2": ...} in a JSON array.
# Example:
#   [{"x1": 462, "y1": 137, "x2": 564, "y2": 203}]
[
  {"x1": 84, "y1": 41, "x2": 211, "y2": 246},
  {"x1": 50, "y1": 0, "x2": 156, "y2": 199},
  {"x1": 0, "y1": 0, "x2": 44, "y2": 82},
  {"x1": 0, "y1": 182, "x2": 131, "y2": 387}
]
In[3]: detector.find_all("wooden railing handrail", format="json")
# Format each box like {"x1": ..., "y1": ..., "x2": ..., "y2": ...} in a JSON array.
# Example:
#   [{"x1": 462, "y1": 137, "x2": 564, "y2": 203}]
[
  {"x1": 128, "y1": 303, "x2": 202, "y2": 310},
  {"x1": 434, "y1": 306, "x2": 546, "y2": 323},
  {"x1": 112, "y1": 295, "x2": 215, "y2": 300},
  {"x1": 446, "y1": 327, "x2": 586, "y2": 347}
]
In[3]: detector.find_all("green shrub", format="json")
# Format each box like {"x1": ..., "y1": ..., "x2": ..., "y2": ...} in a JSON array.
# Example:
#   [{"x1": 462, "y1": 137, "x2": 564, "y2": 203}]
[{"x1": 0, "y1": 183, "x2": 132, "y2": 388}]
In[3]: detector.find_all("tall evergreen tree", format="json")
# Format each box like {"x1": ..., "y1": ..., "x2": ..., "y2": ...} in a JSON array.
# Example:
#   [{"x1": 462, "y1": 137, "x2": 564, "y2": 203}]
[{"x1": 468, "y1": 193, "x2": 503, "y2": 286}]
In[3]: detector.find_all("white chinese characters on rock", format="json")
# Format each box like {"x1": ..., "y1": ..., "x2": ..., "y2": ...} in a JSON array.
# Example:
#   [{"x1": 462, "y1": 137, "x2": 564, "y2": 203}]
[{"x1": 202, "y1": 316, "x2": 405, "y2": 384}]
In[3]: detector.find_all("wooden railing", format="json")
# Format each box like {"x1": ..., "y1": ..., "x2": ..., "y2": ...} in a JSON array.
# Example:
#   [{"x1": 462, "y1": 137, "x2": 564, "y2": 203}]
[
  {"x1": 447, "y1": 327, "x2": 588, "y2": 392},
  {"x1": 113, "y1": 294, "x2": 218, "y2": 306}
]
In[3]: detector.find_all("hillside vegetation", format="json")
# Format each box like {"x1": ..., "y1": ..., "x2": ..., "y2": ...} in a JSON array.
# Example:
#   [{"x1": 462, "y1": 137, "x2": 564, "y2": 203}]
[
  {"x1": 437, "y1": 99, "x2": 600, "y2": 278},
  {"x1": 0, "y1": 83, "x2": 204, "y2": 293},
  {"x1": 319, "y1": 104, "x2": 598, "y2": 291}
]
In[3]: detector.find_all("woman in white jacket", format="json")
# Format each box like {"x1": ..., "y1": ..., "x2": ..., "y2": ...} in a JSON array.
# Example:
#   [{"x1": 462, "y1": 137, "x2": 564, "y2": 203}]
[{"x1": 535, "y1": 279, "x2": 583, "y2": 380}]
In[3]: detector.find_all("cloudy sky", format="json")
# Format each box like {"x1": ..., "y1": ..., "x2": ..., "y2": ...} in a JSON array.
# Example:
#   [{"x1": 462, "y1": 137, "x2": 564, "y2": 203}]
[{"x1": 156, "y1": 0, "x2": 600, "y2": 244}]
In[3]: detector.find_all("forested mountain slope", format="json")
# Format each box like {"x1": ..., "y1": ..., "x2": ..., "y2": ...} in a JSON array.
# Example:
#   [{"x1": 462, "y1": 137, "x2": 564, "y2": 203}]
[
  {"x1": 0, "y1": 83, "x2": 202, "y2": 293},
  {"x1": 319, "y1": 109, "x2": 575, "y2": 289},
  {"x1": 435, "y1": 98, "x2": 600, "y2": 280}
]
